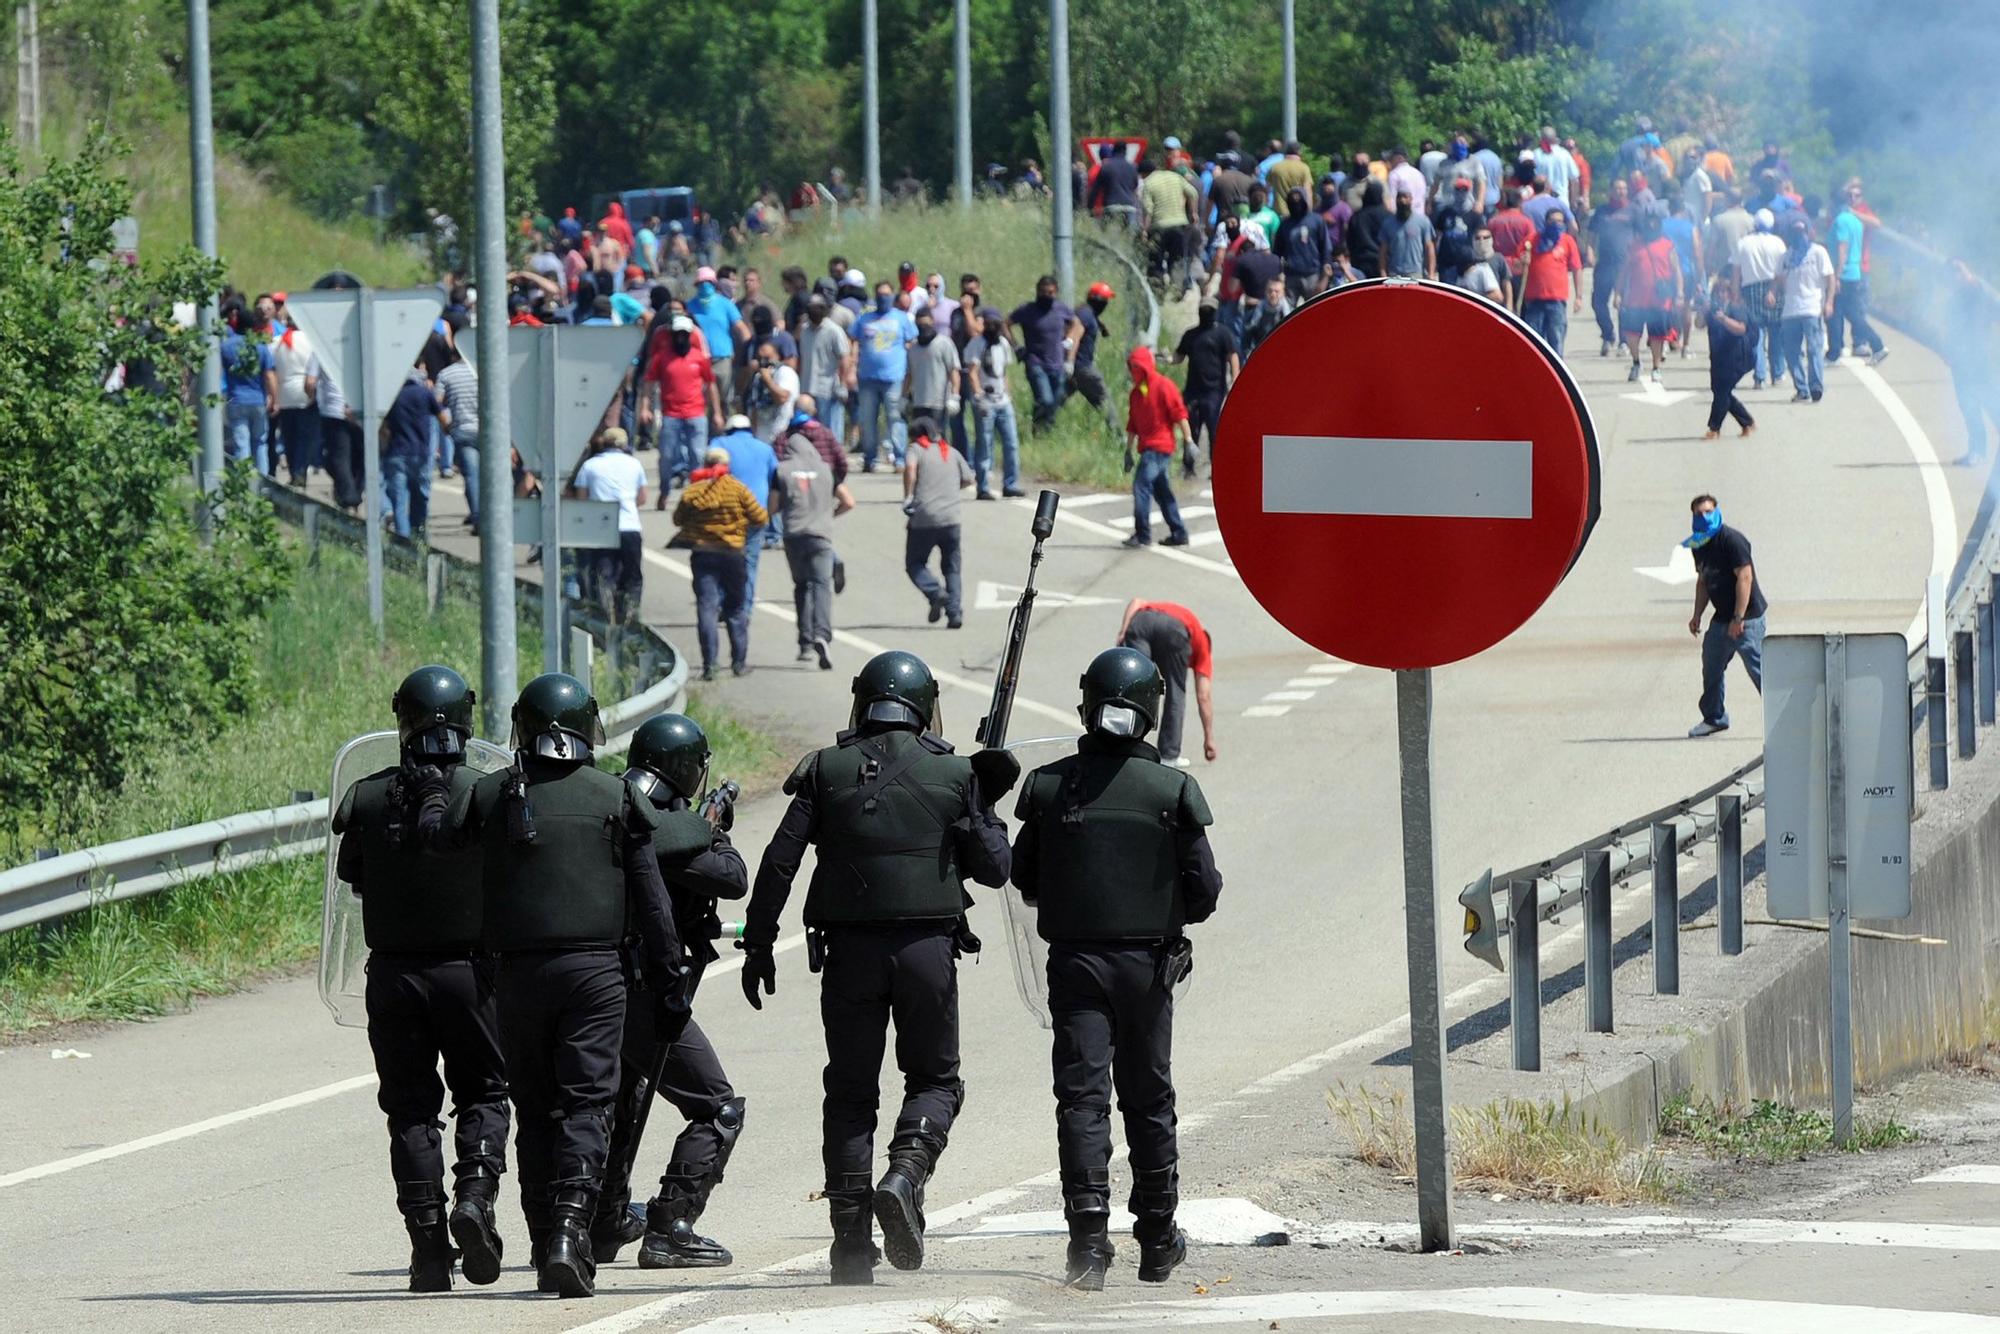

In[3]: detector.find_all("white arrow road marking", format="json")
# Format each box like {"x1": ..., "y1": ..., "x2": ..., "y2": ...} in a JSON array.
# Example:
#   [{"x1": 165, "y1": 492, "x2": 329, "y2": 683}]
[
  {"x1": 1263, "y1": 690, "x2": 1316, "y2": 702},
  {"x1": 1049, "y1": 492, "x2": 1126, "y2": 508},
  {"x1": 972, "y1": 580, "x2": 1120, "y2": 611},
  {"x1": 1243, "y1": 704, "x2": 1291, "y2": 718},
  {"x1": 1919, "y1": 1165, "x2": 2000, "y2": 1185},
  {"x1": 677, "y1": 1300, "x2": 1022, "y2": 1334},
  {"x1": 1308, "y1": 661, "x2": 1355, "y2": 674},
  {"x1": 1635, "y1": 544, "x2": 1697, "y2": 585},
  {"x1": 1622, "y1": 377, "x2": 1695, "y2": 406},
  {"x1": 1263, "y1": 435, "x2": 1533, "y2": 519},
  {"x1": 1285, "y1": 677, "x2": 1334, "y2": 688}
]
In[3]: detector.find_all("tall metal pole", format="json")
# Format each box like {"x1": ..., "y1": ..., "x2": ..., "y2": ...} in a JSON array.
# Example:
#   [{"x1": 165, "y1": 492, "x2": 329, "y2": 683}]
[
  {"x1": 186, "y1": 0, "x2": 223, "y2": 536},
  {"x1": 1280, "y1": 0, "x2": 1297, "y2": 146},
  {"x1": 358, "y1": 288, "x2": 385, "y2": 632},
  {"x1": 1048, "y1": 0, "x2": 1074, "y2": 300},
  {"x1": 1394, "y1": 668, "x2": 1455, "y2": 1252},
  {"x1": 16, "y1": 1, "x2": 40, "y2": 150},
  {"x1": 469, "y1": 0, "x2": 516, "y2": 737},
  {"x1": 540, "y1": 333, "x2": 563, "y2": 674},
  {"x1": 1825, "y1": 634, "x2": 1855, "y2": 1147},
  {"x1": 862, "y1": 0, "x2": 881, "y2": 222},
  {"x1": 954, "y1": 0, "x2": 973, "y2": 212}
]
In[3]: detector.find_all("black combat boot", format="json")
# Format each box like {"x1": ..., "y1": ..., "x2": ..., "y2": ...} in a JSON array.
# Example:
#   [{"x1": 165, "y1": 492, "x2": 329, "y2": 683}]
[
  {"x1": 826, "y1": 1175, "x2": 880, "y2": 1286},
  {"x1": 542, "y1": 1186, "x2": 599, "y2": 1298},
  {"x1": 590, "y1": 1188, "x2": 647, "y2": 1264},
  {"x1": 449, "y1": 1166, "x2": 505, "y2": 1286},
  {"x1": 872, "y1": 1118, "x2": 944, "y2": 1271},
  {"x1": 521, "y1": 1184, "x2": 559, "y2": 1294},
  {"x1": 1061, "y1": 1168, "x2": 1115, "y2": 1291},
  {"x1": 396, "y1": 1181, "x2": 455, "y2": 1293},
  {"x1": 1130, "y1": 1164, "x2": 1187, "y2": 1283},
  {"x1": 638, "y1": 1182, "x2": 733, "y2": 1268}
]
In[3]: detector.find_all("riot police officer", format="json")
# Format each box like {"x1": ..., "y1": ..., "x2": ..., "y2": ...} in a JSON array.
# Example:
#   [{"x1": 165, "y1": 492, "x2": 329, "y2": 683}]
[
  {"x1": 330, "y1": 665, "x2": 510, "y2": 1292},
  {"x1": 414, "y1": 672, "x2": 688, "y2": 1299},
  {"x1": 739, "y1": 650, "x2": 1015, "y2": 1285},
  {"x1": 1011, "y1": 648, "x2": 1223, "y2": 1289},
  {"x1": 593, "y1": 713, "x2": 750, "y2": 1270}
]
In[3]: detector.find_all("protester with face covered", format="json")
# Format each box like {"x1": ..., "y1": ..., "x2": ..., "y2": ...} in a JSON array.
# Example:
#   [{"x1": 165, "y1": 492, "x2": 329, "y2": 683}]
[
  {"x1": 1521, "y1": 207, "x2": 1583, "y2": 353},
  {"x1": 1774, "y1": 215, "x2": 1836, "y2": 403},
  {"x1": 1273, "y1": 187, "x2": 1332, "y2": 302},
  {"x1": 641, "y1": 314, "x2": 722, "y2": 493},
  {"x1": 1170, "y1": 299, "x2": 1239, "y2": 477},
  {"x1": 1346, "y1": 180, "x2": 1392, "y2": 281},
  {"x1": 1731, "y1": 208, "x2": 1789, "y2": 389},
  {"x1": 1586, "y1": 177, "x2": 1635, "y2": 355},
  {"x1": 1682, "y1": 494, "x2": 1766, "y2": 738}
]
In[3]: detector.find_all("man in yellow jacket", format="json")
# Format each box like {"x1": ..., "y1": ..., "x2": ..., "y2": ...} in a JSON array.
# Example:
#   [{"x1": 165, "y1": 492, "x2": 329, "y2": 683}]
[{"x1": 673, "y1": 446, "x2": 769, "y2": 680}]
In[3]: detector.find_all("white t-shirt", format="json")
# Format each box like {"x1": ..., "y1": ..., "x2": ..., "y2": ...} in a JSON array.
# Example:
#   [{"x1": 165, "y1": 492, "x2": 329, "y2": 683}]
[
  {"x1": 271, "y1": 327, "x2": 316, "y2": 410},
  {"x1": 965, "y1": 335, "x2": 1014, "y2": 411},
  {"x1": 751, "y1": 363, "x2": 800, "y2": 441},
  {"x1": 1781, "y1": 243, "x2": 1836, "y2": 319},
  {"x1": 573, "y1": 449, "x2": 648, "y2": 531},
  {"x1": 1732, "y1": 232, "x2": 1787, "y2": 285}
]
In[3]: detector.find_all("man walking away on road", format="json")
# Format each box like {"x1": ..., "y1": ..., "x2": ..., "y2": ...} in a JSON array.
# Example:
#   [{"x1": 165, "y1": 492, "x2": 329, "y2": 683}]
[
  {"x1": 314, "y1": 357, "x2": 364, "y2": 513},
  {"x1": 777, "y1": 417, "x2": 851, "y2": 668},
  {"x1": 1139, "y1": 156, "x2": 1199, "y2": 294},
  {"x1": 965, "y1": 307, "x2": 1021, "y2": 499},
  {"x1": 1170, "y1": 300, "x2": 1238, "y2": 478},
  {"x1": 672, "y1": 447, "x2": 768, "y2": 680},
  {"x1": 220, "y1": 299, "x2": 277, "y2": 474},
  {"x1": 1012, "y1": 648, "x2": 1224, "y2": 1290},
  {"x1": 1009, "y1": 274, "x2": 1082, "y2": 439},
  {"x1": 1702, "y1": 270, "x2": 1757, "y2": 440},
  {"x1": 713, "y1": 414, "x2": 781, "y2": 599},
  {"x1": 1828, "y1": 182, "x2": 1887, "y2": 367},
  {"x1": 381, "y1": 352, "x2": 447, "y2": 540},
  {"x1": 435, "y1": 342, "x2": 481, "y2": 530},
  {"x1": 1124, "y1": 348, "x2": 1192, "y2": 547},
  {"x1": 1683, "y1": 495, "x2": 1766, "y2": 737},
  {"x1": 1586, "y1": 177, "x2": 1634, "y2": 356},
  {"x1": 1732, "y1": 209, "x2": 1788, "y2": 389},
  {"x1": 1775, "y1": 216, "x2": 1836, "y2": 404},
  {"x1": 271, "y1": 309, "x2": 320, "y2": 485},
  {"x1": 902, "y1": 416, "x2": 975, "y2": 630},
  {"x1": 1117, "y1": 599, "x2": 1218, "y2": 766},
  {"x1": 571, "y1": 428, "x2": 648, "y2": 625},
  {"x1": 853, "y1": 281, "x2": 918, "y2": 471},
  {"x1": 1620, "y1": 208, "x2": 1680, "y2": 384},
  {"x1": 1089, "y1": 142, "x2": 1142, "y2": 231}
]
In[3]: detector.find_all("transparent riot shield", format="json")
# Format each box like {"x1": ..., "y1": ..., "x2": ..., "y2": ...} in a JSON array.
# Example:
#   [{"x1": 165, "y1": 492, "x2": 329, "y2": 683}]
[
  {"x1": 319, "y1": 732, "x2": 513, "y2": 1027},
  {"x1": 998, "y1": 736, "x2": 1075, "y2": 1031}
]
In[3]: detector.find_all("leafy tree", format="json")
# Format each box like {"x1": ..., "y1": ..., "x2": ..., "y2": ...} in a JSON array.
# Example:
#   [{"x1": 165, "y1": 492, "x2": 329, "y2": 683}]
[
  {"x1": 0, "y1": 132, "x2": 284, "y2": 827},
  {"x1": 1067, "y1": 0, "x2": 1247, "y2": 145}
]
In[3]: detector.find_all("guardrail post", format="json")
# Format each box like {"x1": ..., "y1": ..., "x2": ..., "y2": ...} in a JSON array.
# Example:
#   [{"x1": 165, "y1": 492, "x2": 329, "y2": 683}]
[
  {"x1": 571, "y1": 626, "x2": 595, "y2": 693},
  {"x1": 1981, "y1": 599, "x2": 1996, "y2": 725},
  {"x1": 303, "y1": 505, "x2": 320, "y2": 565},
  {"x1": 1651, "y1": 822, "x2": 1680, "y2": 995},
  {"x1": 1957, "y1": 629, "x2": 1977, "y2": 760},
  {"x1": 1583, "y1": 847, "x2": 1614, "y2": 1033},
  {"x1": 1508, "y1": 878, "x2": 1540, "y2": 1072},
  {"x1": 1717, "y1": 793, "x2": 1743, "y2": 955},
  {"x1": 426, "y1": 553, "x2": 448, "y2": 617},
  {"x1": 1930, "y1": 650, "x2": 1951, "y2": 789}
]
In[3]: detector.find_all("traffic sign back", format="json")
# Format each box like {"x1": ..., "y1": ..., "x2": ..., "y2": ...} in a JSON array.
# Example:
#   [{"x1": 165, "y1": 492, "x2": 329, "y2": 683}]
[
  {"x1": 1213, "y1": 280, "x2": 1599, "y2": 669},
  {"x1": 284, "y1": 289, "x2": 444, "y2": 417},
  {"x1": 464, "y1": 324, "x2": 643, "y2": 476}
]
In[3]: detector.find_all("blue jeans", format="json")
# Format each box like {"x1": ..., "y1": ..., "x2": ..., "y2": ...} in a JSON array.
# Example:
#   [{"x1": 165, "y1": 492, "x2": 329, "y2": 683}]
[
  {"x1": 814, "y1": 394, "x2": 846, "y2": 445},
  {"x1": 742, "y1": 525, "x2": 765, "y2": 599},
  {"x1": 1780, "y1": 314, "x2": 1825, "y2": 398},
  {"x1": 1754, "y1": 319, "x2": 1787, "y2": 385},
  {"x1": 855, "y1": 379, "x2": 906, "y2": 469},
  {"x1": 1830, "y1": 278, "x2": 1883, "y2": 360},
  {"x1": 973, "y1": 401, "x2": 1020, "y2": 496},
  {"x1": 1131, "y1": 449, "x2": 1187, "y2": 542},
  {"x1": 383, "y1": 451, "x2": 432, "y2": 538},
  {"x1": 454, "y1": 441, "x2": 481, "y2": 524},
  {"x1": 433, "y1": 418, "x2": 451, "y2": 475},
  {"x1": 689, "y1": 549, "x2": 751, "y2": 672},
  {"x1": 661, "y1": 414, "x2": 708, "y2": 484},
  {"x1": 1523, "y1": 299, "x2": 1569, "y2": 356},
  {"x1": 1025, "y1": 361, "x2": 1064, "y2": 431},
  {"x1": 225, "y1": 400, "x2": 269, "y2": 473},
  {"x1": 1699, "y1": 614, "x2": 1766, "y2": 727},
  {"x1": 905, "y1": 524, "x2": 963, "y2": 619}
]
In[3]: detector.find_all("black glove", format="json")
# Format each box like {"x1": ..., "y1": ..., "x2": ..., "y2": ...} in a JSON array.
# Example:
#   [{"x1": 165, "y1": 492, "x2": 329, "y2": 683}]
[
  {"x1": 654, "y1": 968, "x2": 694, "y2": 1034},
  {"x1": 738, "y1": 941, "x2": 776, "y2": 1010},
  {"x1": 969, "y1": 747, "x2": 1022, "y2": 804},
  {"x1": 1122, "y1": 447, "x2": 1136, "y2": 474},
  {"x1": 399, "y1": 760, "x2": 447, "y2": 797}
]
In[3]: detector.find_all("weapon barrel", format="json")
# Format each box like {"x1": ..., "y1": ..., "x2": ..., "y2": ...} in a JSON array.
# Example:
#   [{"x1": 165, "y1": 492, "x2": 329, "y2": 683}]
[{"x1": 978, "y1": 490, "x2": 1061, "y2": 747}]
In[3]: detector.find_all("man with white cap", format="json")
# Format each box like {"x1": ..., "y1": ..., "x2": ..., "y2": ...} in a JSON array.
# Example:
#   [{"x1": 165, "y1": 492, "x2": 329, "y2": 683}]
[
  {"x1": 688, "y1": 265, "x2": 750, "y2": 408},
  {"x1": 640, "y1": 314, "x2": 724, "y2": 491},
  {"x1": 1730, "y1": 209, "x2": 1789, "y2": 389}
]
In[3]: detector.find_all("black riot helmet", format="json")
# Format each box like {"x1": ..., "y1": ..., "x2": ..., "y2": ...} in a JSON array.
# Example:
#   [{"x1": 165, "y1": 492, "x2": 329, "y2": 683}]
[
  {"x1": 624, "y1": 713, "x2": 710, "y2": 806},
  {"x1": 392, "y1": 664, "x2": 476, "y2": 760},
  {"x1": 1078, "y1": 647, "x2": 1164, "y2": 738},
  {"x1": 849, "y1": 650, "x2": 939, "y2": 733},
  {"x1": 510, "y1": 672, "x2": 606, "y2": 763}
]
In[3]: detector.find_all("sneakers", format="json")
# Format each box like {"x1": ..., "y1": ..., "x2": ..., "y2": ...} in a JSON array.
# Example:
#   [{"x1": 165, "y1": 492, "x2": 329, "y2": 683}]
[
  {"x1": 1600, "y1": 339, "x2": 1613, "y2": 357},
  {"x1": 814, "y1": 640, "x2": 833, "y2": 670},
  {"x1": 1626, "y1": 360, "x2": 1642, "y2": 382},
  {"x1": 1688, "y1": 720, "x2": 1729, "y2": 737},
  {"x1": 833, "y1": 560, "x2": 847, "y2": 594},
  {"x1": 927, "y1": 599, "x2": 944, "y2": 624},
  {"x1": 796, "y1": 647, "x2": 815, "y2": 663},
  {"x1": 1791, "y1": 392, "x2": 1811, "y2": 403},
  {"x1": 1810, "y1": 389, "x2": 1823, "y2": 403},
  {"x1": 975, "y1": 491, "x2": 998, "y2": 501},
  {"x1": 1649, "y1": 368, "x2": 1662, "y2": 384},
  {"x1": 1752, "y1": 378, "x2": 1765, "y2": 390},
  {"x1": 1161, "y1": 533, "x2": 1191, "y2": 547},
  {"x1": 1870, "y1": 347, "x2": 1891, "y2": 367},
  {"x1": 1121, "y1": 533, "x2": 1151, "y2": 548},
  {"x1": 1168, "y1": 755, "x2": 1193, "y2": 769},
  {"x1": 1002, "y1": 488, "x2": 1028, "y2": 498}
]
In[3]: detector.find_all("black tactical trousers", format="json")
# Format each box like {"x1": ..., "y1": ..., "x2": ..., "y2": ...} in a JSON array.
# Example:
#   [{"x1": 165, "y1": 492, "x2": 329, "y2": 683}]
[
  {"x1": 603, "y1": 963, "x2": 738, "y2": 1203},
  {"x1": 496, "y1": 949, "x2": 626, "y2": 1195},
  {"x1": 364, "y1": 952, "x2": 510, "y2": 1190},
  {"x1": 1048, "y1": 944, "x2": 1178, "y2": 1180},
  {"x1": 820, "y1": 923, "x2": 964, "y2": 1187}
]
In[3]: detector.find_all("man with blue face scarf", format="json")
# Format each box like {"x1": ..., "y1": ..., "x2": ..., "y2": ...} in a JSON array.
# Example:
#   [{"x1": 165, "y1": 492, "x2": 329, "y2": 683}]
[
  {"x1": 1684, "y1": 494, "x2": 1767, "y2": 737},
  {"x1": 852, "y1": 281, "x2": 918, "y2": 471},
  {"x1": 688, "y1": 265, "x2": 750, "y2": 410}
]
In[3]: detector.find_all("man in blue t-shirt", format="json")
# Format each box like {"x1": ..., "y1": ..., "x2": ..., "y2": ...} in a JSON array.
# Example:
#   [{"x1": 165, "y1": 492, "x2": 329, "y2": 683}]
[
  {"x1": 219, "y1": 301, "x2": 277, "y2": 475},
  {"x1": 714, "y1": 412, "x2": 781, "y2": 595},
  {"x1": 1007, "y1": 274, "x2": 1083, "y2": 435},
  {"x1": 379, "y1": 367, "x2": 443, "y2": 538},
  {"x1": 1827, "y1": 184, "x2": 1886, "y2": 365},
  {"x1": 851, "y1": 281, "x2": 917, "y2": 471},
  {"x1": 1063, "y1": 281, "x2": 1118, "y2": 434},
  {"x1": 688, "y1": 264, "x2": 751, "y2": 407}
]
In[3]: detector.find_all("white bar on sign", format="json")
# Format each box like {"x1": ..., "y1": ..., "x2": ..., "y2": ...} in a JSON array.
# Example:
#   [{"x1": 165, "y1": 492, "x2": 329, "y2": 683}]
[{"x1": 1262, "y1": 435, "x2": 1533, "y2": 519}]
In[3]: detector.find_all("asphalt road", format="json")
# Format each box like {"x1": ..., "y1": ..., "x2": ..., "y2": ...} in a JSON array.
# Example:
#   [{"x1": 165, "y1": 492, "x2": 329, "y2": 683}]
[{"x1": 1, "y1": 317, "x2": 1992, "y2": 1333}]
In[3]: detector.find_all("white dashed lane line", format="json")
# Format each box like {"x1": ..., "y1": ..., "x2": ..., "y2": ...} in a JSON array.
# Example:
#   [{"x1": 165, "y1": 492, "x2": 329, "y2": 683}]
[{"x1": 1243, "y1": 656, "x2": 1354, "y2": 719}]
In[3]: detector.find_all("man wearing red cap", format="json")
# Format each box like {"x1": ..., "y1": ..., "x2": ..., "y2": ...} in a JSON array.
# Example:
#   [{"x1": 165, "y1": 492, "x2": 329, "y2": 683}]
[{"x1": 1064, "y1": 281, "x2": 1118, "y2": 432}]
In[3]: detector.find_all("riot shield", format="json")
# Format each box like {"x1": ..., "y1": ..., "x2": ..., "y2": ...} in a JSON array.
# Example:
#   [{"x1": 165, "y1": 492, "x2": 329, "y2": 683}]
[
  {"x1": 998, "y1": 736, "x2": 1075, "y2": 1031},
  {"x1": 318, "y1": 731, "x2": 513, "y2": 1027}
]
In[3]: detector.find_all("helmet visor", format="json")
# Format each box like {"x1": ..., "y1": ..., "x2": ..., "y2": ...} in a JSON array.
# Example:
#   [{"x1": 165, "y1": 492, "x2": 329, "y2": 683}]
[
  {"x1": 862, "y1": 699, "x2": 926, "y2": 730},
  {"x1": 529, "y1": 731, "x2": 590, "y2": 762},
  {"x1": 1092, "y1": 703, "x2": 1148, "y2": 737},
  {"x1": 624, "y1": 768, "x2": 669, "y2": 804},
  {"x1": 408, "y1": 725, "x2": 468, "y2": 758}
]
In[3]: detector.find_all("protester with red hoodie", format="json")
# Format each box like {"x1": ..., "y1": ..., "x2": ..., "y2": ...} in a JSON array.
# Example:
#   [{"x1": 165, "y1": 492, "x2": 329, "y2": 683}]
[
  {"x1": 597, "y1": 200, "x2": 636, "y2": 254},
  {"x1": 1123, "y1": 347, "x2": 1193, "y2": 548}
]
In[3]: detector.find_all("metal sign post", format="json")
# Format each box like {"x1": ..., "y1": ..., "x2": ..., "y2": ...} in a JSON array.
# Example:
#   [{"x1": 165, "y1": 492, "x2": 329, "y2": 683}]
[
  {"x1": 1395, "y1": 668, "x2": 1455, "y2": 1250},
  {"x1": 356, "y1": 287, "x2": 381, "y2": 629},
  {"x1": 1824, "y1": 635, "x2": 1854, "y2": 1146}
]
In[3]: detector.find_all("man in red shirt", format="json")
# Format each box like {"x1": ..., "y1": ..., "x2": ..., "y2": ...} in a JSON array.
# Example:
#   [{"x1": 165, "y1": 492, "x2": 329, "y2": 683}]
[
  {"x1": 1117, "y1": 599, "x2": 1217, "y2": 765},
  {"x1": 640, "y1": 314, "x2": 724, "y2": 490},
  {"x1": 1123, "y1": 347, "x2": 1193, "y2": 548},
  {"x1": 1520, "y1": 207, "x2": 1583, "y2": 354}
]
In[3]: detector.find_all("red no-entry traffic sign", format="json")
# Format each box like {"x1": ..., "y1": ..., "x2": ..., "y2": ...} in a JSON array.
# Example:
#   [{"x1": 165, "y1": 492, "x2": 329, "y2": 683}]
[{"x1": 1213, "y1": 279, "x2": 1600, "y2": 669}]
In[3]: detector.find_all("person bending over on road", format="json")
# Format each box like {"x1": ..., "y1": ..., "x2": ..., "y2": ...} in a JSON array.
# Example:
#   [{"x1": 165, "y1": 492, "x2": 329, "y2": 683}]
[
  {"x1": 1117, "y1": 598, "x2": 1218, "y2": 766},
  {"x1": 1683, "y1": 494, "x2": 1766, "y2": 738}
]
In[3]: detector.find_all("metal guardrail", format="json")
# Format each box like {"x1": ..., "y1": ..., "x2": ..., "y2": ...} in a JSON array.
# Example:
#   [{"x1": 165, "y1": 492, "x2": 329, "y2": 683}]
[
  {"x1": 1081, "y1": 233, "x2": 1162, "y2": 350},
  {"x1": 0, "y1": 487, "x2": 690, "y2": 937}
]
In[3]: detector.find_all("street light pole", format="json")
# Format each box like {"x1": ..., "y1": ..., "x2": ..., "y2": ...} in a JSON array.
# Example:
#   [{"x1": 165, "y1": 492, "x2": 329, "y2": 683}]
[
  {"x1": 863, "y1": 0, "x2": 881, "y2": 221},
  {"x1": 469, "y1": 0, "x2": 517, "y2": 736},
  {"x1": 1281, "y1": 0, "x2": 1298, "y2": 145},
  {"x1": 186, "y1": 0, "x2": 222, "y2": 537},
  {"x1": 1049, "y1": 0, "x2": 1074, "y2": 300},
  {"x1": 954, "y1": 0, "x2": 973, "y2": 212}
]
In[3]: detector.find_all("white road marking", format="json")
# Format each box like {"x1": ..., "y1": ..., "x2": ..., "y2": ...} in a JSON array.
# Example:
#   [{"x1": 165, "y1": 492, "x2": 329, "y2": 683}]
[
  {"x1": 1308, "y1": 662, "x2": 1354, "y2": 674},
  {"x1": 1635, "y1": 544, "x2": 1698, "y2": 586},
  {"x1": 1054, "y1": 492, "x2": 1126, "y2": 508},
  {"x1": 641, "y1": 548, "x2": 1079, "y2": 732},
  {"x1": 1040, "y1": 1286, "x2": 2000, "y2": 1332},
  {"x1": 1842, "y1": 359, "x2": 1956, "y2": 646},
  {"x1": 1186, "y1": 529, "x2": 1229, "y2": 548},
  {"x1": 951, "y1": 1197, "x2": 1290, "y2": 1244},
  {"x1": 1285, "y1": 677, "x2": 1332, "y2": 688},
  {"x1": 678, "y1": 1299, "x2": 1021, "y2": 1334},
  {"x1": 1014, "y1": 497, "x2": 1238, "y2": 577},
  {"x1": 1297, "y1": 1214, "x2": 2000, "y2": 1252},
  {"x1": 973, "y1": 579, "x2": 1120, "y2": 611},
  {"x1": 1242, "y1": 704, "x2": 1291, "y2": 718},
  {"x1": 1919, "y1": 1165, "x2": 2000, "y2": 1185},
  {"x1": 1262, "y1": 690, "x2": 1316, "y2": 702},
  {"x1": 1621, "y1": 378, "x2": 1695, "y2": 406},
  {"x1": 1263, "y1": 434, "x2": 1533, "y2": 519}
]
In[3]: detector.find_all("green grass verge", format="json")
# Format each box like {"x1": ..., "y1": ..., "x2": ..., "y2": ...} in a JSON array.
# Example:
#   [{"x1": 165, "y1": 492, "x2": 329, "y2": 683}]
[
  {"x1": 1660, "y1": 1093, "x2": 1919, "y2": 1160},
  {"x1": 731, "y1": 200, "x2": 1191, "y2": 491}
]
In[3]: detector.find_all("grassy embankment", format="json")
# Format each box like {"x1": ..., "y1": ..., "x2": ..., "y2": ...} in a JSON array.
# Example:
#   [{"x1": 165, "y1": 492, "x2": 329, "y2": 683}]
[
  {"x1": 0, "y1": 540, "x2": 779, "y2": 1036},
  {"x1": 731, "y1": 200, "x2": 1193, "y2": 491}
]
